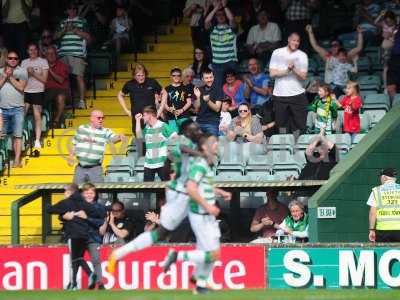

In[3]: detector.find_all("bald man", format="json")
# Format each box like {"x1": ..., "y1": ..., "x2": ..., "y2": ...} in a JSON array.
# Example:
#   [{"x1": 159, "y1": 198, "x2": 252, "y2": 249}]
[{"x1": 68, "y1": 110, "x2": 126, "y2": 184}]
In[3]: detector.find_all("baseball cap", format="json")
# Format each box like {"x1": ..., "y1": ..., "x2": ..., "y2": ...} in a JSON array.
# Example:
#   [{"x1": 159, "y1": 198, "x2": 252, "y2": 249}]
[{"x1": 379, "y1": 168, "x2": 397, "y2": 178}]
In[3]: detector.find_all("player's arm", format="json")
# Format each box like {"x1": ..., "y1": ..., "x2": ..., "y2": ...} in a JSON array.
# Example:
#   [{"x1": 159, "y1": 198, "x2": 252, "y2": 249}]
[
  {"x1": 214, "y1": 187, "x2": 232, "y2": 201},
  {"x1": 180, "y1": 144, "x2": 203, "y2": 157},
  {"x1": 187, "y1": 180, "x2": 219, "y2": 216}
]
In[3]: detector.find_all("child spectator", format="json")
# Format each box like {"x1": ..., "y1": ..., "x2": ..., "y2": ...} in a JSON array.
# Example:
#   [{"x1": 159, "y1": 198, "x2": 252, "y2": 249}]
[
  {"x1": 334, "y1": 81, "x2": 363, "y2": 142},
  {"x1": 330, "y1": 48, "x2": 358, "y2": 98},
  {"x1": 106, "y1": 6, "x2": 133, "y2": 54},
  {"x1": 308, "y1": 84, "x2": 338, "y2": 135},
  {"x1": 222, "y1": 69, "x2": 240, "y2": 111},
  {"x1": 219, "y1": 97, "x2": 232, "y2": 135}
]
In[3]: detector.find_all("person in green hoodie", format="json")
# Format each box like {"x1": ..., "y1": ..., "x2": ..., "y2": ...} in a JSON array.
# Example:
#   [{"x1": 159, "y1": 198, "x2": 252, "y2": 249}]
[
  {"x1": 308, "y1": 83, "x2": 338, "y2": 135},
  {"x1": 273, "y1": 200, "x2": 308, "y2": 242}
]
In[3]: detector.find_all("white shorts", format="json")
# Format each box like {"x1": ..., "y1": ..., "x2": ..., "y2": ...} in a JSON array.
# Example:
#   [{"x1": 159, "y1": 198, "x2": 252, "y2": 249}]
[
  {"x1": 160, "y1": 189, "x2": 189, "y2": 231},
  {"x1": 189, "y1": 212, "x2": 221, "y2": 252}
]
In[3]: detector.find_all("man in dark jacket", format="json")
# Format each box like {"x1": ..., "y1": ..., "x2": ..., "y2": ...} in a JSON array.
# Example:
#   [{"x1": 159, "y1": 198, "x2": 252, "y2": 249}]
[{"x1": 47, "y1": 184, "x2": 101, "y2": 290}]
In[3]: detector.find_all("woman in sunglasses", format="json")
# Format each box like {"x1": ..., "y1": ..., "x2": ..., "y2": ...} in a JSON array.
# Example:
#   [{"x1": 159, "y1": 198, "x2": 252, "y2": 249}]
[{"x1": 226, "y1": 102, "x2": 263, "y2": 144}]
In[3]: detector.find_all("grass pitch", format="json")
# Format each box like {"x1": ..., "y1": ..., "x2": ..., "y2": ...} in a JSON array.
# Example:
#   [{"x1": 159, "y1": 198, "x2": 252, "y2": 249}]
[{"x1": 0, "y1": 289, "x2": 399, "y2": 300}]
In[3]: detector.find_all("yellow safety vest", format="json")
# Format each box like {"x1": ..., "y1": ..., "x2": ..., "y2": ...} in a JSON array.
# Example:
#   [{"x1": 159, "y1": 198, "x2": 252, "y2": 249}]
[{"x1": 373, "y1": 183, "x2": 400, "y2": 230}]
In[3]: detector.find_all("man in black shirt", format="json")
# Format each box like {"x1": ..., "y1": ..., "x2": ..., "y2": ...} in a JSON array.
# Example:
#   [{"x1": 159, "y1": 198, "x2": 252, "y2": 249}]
[
  {"x1": 193, "y1": 69, "x2": 222, "y2": 136},
  {"x1": 117, "y1": 63, "x2": 162, "y2": 132},
  {"x1": 160, "y1": 68, "x2": 192, "y2": 133}
]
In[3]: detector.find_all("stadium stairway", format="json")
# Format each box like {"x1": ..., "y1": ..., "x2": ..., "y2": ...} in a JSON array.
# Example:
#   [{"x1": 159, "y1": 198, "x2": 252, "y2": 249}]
[{"x1": 0, "y1": 23, "x2": 193, "y2": 244}]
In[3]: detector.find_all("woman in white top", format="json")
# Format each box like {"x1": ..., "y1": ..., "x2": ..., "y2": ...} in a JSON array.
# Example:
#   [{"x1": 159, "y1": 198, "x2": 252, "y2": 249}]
[{"x1": 21, "y1": 43, "x2": 49, "y2": 149}]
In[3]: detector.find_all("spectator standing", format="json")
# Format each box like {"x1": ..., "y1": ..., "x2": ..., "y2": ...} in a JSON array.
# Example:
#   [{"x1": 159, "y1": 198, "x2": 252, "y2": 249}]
[
  {"x1": 183, "y1": 0, "x2": 208, "y2": 48},
  {"x1": 45, "y1": 46, "x2": 70, "y2": 128},
  {"x1": 205, "y1": 0, "x2": 237, "y2": 97},
  {"x1": 190, "y1": 47, "x2": 211, "y2": 87},
  {"x1": 21, "y1": 43, "x2": 49, "y2": 149},
  {"x1": 160, "y1": 68, "x2": 192, "y2": 133},
  {"x1": 367, "y1": 168, "x2": 400, "y2": 242},
  {"x1": 100, "y1": 201, "x2": 135, "y2": 245},
  {"x1": 38, "y1": 29, "x2": 58, "y2": 58},
  {"x1": 106, "y1": 6, "x2": 133, "y2": 55},
  {"x1": 222, "y1": 69, "x2": 241, "y2": 111},
  {"x1": 118, "y1": 63, "x2": 162, "y2": 132},
  {"x1": 329, "y1": 49, "x2": 358, "y2": 98},
  {"x1": 78, "y1": 0, "x2": 108, "y2": 47},
  {"x1": 237, "y1": 58, "x2": 271, "y2": 109},
  {"x1": 227, "y1": 102, "x2": 264, "y2": 144},
  {"x1": 246, "y1": 10, "x2": 282, "y2": 60},
  {"x1": 135, "y1": 106, "x2": 177, "y2": 182},
  {"x1": 2, "y1": 0, "x2": 32, "y2": 59},
  {"x1": 250, "y1": 190, "x2": 289, "y2": 243},
  {"x1": 54, "y1": 3, "x2": 91, "y2": 110},
  {"x1": 269, "y1": 33, "x2": 308, "y2": 136},
  {"x1": 193, "y1": 69, "x2": 222, "y2": 136},
  {"x1": 68, "y1": 110, "x2": 125, "y2": 184},
  {"x1": 0, "y1": 51, "x2": 28, "y2": 167}
]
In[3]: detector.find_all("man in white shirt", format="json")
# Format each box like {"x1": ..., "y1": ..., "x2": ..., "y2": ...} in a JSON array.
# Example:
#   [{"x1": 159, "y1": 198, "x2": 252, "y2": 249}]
[
  {"x1": 246, "y1": 10, "x2": 281, "y2": 58},
  {"x1": 269, "y1": 32, "x2": 308, "y2": 137}
]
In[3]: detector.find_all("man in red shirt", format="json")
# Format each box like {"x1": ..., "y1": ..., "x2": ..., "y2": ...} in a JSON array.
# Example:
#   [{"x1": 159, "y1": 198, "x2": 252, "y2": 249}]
[
  {"x1": 45, "y1": 46, "x2": 70, "y2": 128},
  {"x1": 250, "y1": 190, "x2": 289, "y2": 243}
]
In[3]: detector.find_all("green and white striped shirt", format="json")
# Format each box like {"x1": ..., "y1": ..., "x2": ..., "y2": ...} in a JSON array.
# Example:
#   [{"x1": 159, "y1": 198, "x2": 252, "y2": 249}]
[
  {"x1": 210, "y1": 24, "x2": 237, "y2": 64},
  {"x1": 143, "y1": 120, "x2": 175, "y2": 169},
  {"x1": 73, "y1": 124, "x2": 117, "y2": 167},
  {"x1": 188, "y1": 157, "x2": 216, "y2": 214},
  {"x1": 168, "y1": 135, "x2": 196, "y2": 193},
  {"x1": 58, "y1": 17, "x2": 89, "y2": 58}
]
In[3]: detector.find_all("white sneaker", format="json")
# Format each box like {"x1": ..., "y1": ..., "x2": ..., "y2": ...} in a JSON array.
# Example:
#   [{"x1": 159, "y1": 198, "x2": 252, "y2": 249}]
[
  {"x1": 34, "y1": 140, "x2": 42, "y2": 149},
  {"x1": 78, "y1": 100, "x2": 86, "y2": 109}
]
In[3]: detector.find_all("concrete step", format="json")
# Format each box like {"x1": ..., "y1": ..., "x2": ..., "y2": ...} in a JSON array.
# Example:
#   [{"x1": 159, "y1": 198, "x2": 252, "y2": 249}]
[
  {"x1": 149, "y1": 42, "x2": 193, "y2": 53},
  {"x1": 144, "y1": 34, "x2": 192, "y2": 43}
]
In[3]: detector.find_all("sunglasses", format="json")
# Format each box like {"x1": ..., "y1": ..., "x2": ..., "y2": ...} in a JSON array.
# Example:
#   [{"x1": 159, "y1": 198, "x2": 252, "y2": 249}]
[
  {"x1": 239, "y1": 109, "x2": 249, "y2": 113},
  {"x1": 7, "y1": 57, "x2": 18, "y2": 61}
]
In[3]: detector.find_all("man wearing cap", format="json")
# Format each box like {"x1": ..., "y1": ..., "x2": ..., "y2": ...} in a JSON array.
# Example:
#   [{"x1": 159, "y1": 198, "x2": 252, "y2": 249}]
[{"x1": 367, "y1": 168, "x2": 400, "y2": 242}]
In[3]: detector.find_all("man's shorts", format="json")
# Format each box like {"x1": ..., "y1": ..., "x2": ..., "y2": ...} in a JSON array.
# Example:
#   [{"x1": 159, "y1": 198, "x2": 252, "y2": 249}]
[
  {"x1": 189, "y1": 212, "x2": 221, "y2": 252},
  {"x1": 61, "y1": 56, "x2": 87, "y2": 77},
  {"x1": 1, "y1": 106, "x2": 24, "y2": 138},
  {"x1": 44, "y1": 88, "x2": 70, "y2": 105},
  {"x1": 25, "y1": 92, "x2": 44, "y2": 106},
  {"x1": 160, "y1": 189, "x2": 189, "y2": 231}
]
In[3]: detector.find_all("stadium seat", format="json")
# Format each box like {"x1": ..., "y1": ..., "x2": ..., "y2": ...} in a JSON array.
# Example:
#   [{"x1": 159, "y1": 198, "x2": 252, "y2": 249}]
[
  {"x1": 356, "y1": 56, "x2": 371, "y2": 74},
  {"x1": 392, "y1": 94, "x2": 400, "y2": 107},
  {"x1": 215, "y1": 171, "x2": 246, "y2": 181},
  {"x1": 351, "y1": 133, "x2": 366, "y2": 148},
  {"x1": 357, "y1": 75, "x2": 381, "y2": 92},
  {"x1": 326, "y1": 134, "x2": 351, "y2": 153},
  {"x1": 362, "y1": 94, "x2": 390, "y2": 111},
  {"x1": 293, "y1": 151, "x2": 307, "y2": 168},
  {"x1": 241, "y1": 192, "x2": 266, "y2": 208},
  {"x1": 294, "y1": 134, "x2": 319, "y2": 152},
  {"x1": 364, "y1": 109, "x2": 386, "y2": 127},
  {"x1": 266, "y1": 134, "x2": 295, "y2": 154},
  {"x1": 360, "y1": 113, "x2": 371, "y2": 133},
  {"x1": 133, "y1": 156, "x2": 145, "y2": 181}
]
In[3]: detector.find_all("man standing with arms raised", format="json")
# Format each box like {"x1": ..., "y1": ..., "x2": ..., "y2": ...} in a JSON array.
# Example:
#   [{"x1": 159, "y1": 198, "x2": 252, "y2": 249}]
[{"x1": 269, "y1": 32, "x2": 308, "y2": 137}]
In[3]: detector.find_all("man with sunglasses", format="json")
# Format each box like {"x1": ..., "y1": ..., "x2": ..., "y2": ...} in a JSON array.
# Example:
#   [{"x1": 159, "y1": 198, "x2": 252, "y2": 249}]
[
  {"x1": 68, "y1": 110, "x2": 126, "y2": 184},
  {"x1": 0, "y1": 51, "x2": 28, "y2": 167}
]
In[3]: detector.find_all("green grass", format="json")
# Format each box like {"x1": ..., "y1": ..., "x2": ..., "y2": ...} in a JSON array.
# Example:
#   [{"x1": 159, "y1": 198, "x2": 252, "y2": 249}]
[{"x1": 0, "y1": 290, "x2": 399, "y2": 300}]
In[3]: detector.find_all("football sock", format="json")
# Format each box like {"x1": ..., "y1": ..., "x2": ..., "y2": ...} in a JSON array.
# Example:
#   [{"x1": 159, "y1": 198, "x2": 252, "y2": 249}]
[
  {"x1": 114, "y1": 231, "x2": 158, "y2": 260},
  {"x1": 177, "y1": 250, "x2": 207, "y2": 264}
]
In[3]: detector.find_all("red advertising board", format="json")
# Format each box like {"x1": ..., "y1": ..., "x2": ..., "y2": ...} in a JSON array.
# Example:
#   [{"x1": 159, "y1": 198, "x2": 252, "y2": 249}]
[{"x1": 0, "y1": 245, "x2": 265, "y2": 290}]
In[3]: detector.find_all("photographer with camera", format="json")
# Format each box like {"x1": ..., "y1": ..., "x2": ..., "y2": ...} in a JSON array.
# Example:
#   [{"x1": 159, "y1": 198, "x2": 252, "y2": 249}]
[{"x1": 100, "y1": 201, "x2": 135, "y2": 245}]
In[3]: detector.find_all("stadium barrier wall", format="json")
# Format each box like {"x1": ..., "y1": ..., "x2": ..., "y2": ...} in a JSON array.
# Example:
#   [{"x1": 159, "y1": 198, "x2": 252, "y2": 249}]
[{"x1": 2, "y1": 244, "x2": 400, "y2": 290}]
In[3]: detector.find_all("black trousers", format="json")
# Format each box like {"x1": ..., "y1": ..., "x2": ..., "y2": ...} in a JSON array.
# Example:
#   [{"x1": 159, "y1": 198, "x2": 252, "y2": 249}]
[
  {"x1": 144, "y1": 166, "x2": 168, "y2": 181},
  {"x1": 273, "y1": 93, "x2": 308, "y2": 134},
  {"x1": 376, "y1": 230, "x2": 400, "y2": 242},
  {"x1": 69, "y1": 238, "x2": 92, "y2": 285}
]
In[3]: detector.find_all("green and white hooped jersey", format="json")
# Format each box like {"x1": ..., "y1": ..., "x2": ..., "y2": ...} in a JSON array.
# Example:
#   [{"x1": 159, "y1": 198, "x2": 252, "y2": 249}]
[
  {"x1": 188, "y1": 156, "x2": 216, "y2": 214},
  {"x1": 168, "y1": 135, "x2": 196, "y2": 193}
]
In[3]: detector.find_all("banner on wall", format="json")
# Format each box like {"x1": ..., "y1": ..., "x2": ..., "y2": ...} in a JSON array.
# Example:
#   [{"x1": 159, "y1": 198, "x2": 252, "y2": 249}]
[
  {"x1": 0, "y1": 245, "x2": 266, "y2": 290},
  {"x1": 268, "y1": 248, "x2": 400, "y2": 289}
]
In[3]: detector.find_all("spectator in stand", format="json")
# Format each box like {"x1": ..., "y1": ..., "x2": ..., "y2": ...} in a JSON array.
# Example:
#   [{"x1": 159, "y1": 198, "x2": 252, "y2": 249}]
[
  {"x1": 236, "y1": 58, "x2": 271, "y2": 109},
  {"x1": 54, "y1": 3, "x2": 91, "y2": 110},
  {"x1": 105, "y1": 6, "x2": 133, "y2": 55},
  {"x1": 45, "y1": 46, "x2": 70, "y2": 128},
  {"x1": 160, "y1": 68, "x2": 192, "y2": 133},
  {"x1": 219, "y1": 97, "x2": 232, "y2": 135},
  {"x1": 240, "y1": 0, "x2": 265, "y2": 38},
  {"x1": 339, "y1": 0, "x2": 381, "y2": 44},
  {"x1": 21, "y1": 43, "x2": 49, "y2": 149},
  {"x1": 222, "y1": 69, "x2": 240, "y2": 111},
  {"x1": 78, "y1": 0, "x2": 108, "y2": 47},
  {"x1": 81, "y1": 183, "x2": 107, "y2": 290},
  {"x1": 330, "y1": 49, "x2": 358, "y2": 98},
  {"x1": 250, "y1": 190, "x2": 289, "y2": 243},
  {"x1": 100, "y1": 201, "x2": 135, "y2": 245},
  {"x1": 273, "y1": 199, "x2": 309, "y2": 242},
  {"x1": 257, "y1": 100, "x2": 277, "y2": 139},
  {"x1": 2, "y1": 0, "x2": 32, "y2": 59},
  {"x1": 182, "y1": 67, "x2": 195, "y2": 103},
  {"x1": 269, "y1": 33, "x2": 308, "y2": 136},
  {"x1": 227, "y1": 102, "x2": 264, "y2": 144},
  {"x1": 333, "y1": 81, "x2": 362, "y2": 143},
  {"x1": 205, "y1": 0, "x2": 237, "y2": 98},
  {"x1": 0, "y1": 51, "x2": 28, "y2": 167},
  {"x1": 387, "y1": 25, "x2": 400, "y2": 100},
  {"x1": 183, "y1": 0, "x2": 208, "y2": 48},
  {"x1": 190, "y1": 47, "x2": 211, "y2": 87},
  {"x1": 299, "y1": 135, "x2": 338, "y2": 180},
  {"x1": 135, "y1": 106, "x2": 177, "y2": 182},
  {"x1": 118, "y1": 63, "x2": 162, "y2": 132},
  {"x1": 305, "y1": 25, "x2": 363, "y2": 86},
  {"x1": 246, "y1": 10, "x2": 282, "y2": 60},
  {"x1": 308, "y1": 83, "x2": 338, "y2": 135},
  {"x1": 374, "y1": 10, "x2": 398, "y2": 88},
  {"x1": 68, "y1": 110, "x2": 126, "y2": 184},
  {"x1": 38, "y1": 29, "x2": 58, "y2": 58},
  {"x1": 193, "y1": 69, "x2": 222, "y2": 136}
]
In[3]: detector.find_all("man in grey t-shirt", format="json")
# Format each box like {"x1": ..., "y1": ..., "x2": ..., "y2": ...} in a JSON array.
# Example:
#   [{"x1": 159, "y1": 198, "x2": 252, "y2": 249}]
[{"x1": 0, "y1": 51, "x2": 28, "y2": 167}]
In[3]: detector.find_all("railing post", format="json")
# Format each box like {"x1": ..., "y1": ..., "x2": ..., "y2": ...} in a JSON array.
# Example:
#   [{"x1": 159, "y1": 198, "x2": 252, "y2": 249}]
[
  {"x1": 42, "y1": 191, "x2": 52, "y2": 244},
  {"x1": 11, "y1": 201, "x2": 20, "y2": 245}
]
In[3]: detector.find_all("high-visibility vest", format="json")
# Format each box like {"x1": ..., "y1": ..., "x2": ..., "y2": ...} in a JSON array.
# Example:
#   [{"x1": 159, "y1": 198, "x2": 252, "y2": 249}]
[{"x1": 373, "y1": 183, "x2": 400, "y2": 230}]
